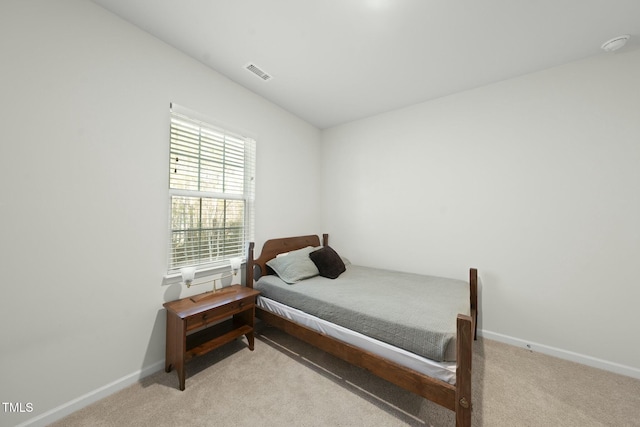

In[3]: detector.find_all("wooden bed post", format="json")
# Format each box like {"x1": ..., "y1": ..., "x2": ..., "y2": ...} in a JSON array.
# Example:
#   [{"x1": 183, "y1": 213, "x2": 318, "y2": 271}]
[
  {"x1": 470, "y1": 268, "x2": 478, "y2": 340},
  {"x1": 246, "y1": 242, "x2": 255, "y2": 289},
  {"x1": 455, "y1": 314, "x2": 473, "y2": 427},
  {"x1": 322, "y1": 233, "x2": 329, "y2": 246}
]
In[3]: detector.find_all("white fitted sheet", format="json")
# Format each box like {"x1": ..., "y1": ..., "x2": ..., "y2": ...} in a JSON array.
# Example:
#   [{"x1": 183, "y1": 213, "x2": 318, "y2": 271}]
[{"x1": 257, "y1": 296, "x2": 457, "y2": 385}]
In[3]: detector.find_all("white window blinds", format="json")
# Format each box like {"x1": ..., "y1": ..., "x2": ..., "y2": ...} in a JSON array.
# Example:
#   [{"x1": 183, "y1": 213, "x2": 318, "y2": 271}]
[{"x1": 168, "y1": 104, "x2": 255, "y2": 272}]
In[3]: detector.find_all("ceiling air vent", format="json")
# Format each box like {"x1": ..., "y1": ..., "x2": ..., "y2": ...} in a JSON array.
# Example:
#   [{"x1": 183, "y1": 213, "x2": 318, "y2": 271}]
[{"x1": 244, "y1": 63, "x2": 272, "y2": 81}]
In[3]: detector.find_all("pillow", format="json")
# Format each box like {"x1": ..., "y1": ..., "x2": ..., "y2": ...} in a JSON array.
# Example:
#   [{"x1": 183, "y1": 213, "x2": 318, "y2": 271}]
[
  {"x1": 266, "y1": 246, "x2": 320, "y2": 284},
  {"x1": 309, "y1": 246, "x2": 346, "y2": 279}
]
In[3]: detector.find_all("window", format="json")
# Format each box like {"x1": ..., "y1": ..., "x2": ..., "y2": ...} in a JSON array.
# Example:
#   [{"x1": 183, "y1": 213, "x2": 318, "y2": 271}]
[{"x1": 168, "y1": 104, "x2": 255, "y2": 272}]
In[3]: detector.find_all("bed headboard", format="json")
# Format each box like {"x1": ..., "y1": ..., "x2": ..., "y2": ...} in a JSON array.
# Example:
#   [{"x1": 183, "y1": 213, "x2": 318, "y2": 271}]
[{"x1": 246, "y1": 233, "x2": 328, "y2": 288}]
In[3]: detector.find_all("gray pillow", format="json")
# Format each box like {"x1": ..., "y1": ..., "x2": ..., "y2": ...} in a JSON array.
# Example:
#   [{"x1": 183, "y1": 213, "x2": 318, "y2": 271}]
[{"x1": 266, "y1": 246, "x2": 321, "y2": 283}]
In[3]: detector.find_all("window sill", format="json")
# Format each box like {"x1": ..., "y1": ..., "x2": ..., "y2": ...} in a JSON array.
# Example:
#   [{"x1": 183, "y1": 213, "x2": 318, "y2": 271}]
[{"x1": 162, "y1": 263, "x2": 244, "y2": 286}]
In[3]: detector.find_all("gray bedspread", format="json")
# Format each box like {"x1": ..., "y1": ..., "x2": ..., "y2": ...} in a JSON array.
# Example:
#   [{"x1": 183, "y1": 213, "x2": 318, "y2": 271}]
[{"x1": 255, "y1": 265, "x2": 470, "y2": 362}]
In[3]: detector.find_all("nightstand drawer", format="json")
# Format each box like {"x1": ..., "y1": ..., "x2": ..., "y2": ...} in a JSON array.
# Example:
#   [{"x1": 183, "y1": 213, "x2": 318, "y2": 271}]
[{"x1": 186, "y1": 298, "x2": 255, "y2": 331}]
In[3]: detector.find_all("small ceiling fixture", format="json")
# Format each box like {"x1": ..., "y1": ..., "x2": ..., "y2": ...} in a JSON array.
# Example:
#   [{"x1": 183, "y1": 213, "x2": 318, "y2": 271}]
[{"x1": 601, "y1": 35, "x2": 630, "y2": 52}]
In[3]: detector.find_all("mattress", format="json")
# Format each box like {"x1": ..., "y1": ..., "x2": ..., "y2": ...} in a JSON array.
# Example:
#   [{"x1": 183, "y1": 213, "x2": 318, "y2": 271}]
[
  {"x1": 257, "y1": 296, "x2": 457, "y2": 384},
  {"x1": 255, "y1": 265, "x2": 470, "y2": 362}
]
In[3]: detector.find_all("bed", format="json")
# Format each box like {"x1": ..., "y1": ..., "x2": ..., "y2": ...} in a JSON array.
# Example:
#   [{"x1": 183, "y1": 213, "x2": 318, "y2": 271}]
[{"x1": 246, "y1": 234, "x2": 477, "y2": 427}]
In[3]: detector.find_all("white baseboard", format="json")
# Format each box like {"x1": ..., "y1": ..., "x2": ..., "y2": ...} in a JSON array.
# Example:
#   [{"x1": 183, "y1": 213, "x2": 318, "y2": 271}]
[
  {"x1": 15, "y1": 360, "x2": 165, "y2": 427},
  {"x1": 480, "y1": 329, "x2": 640, "y2": 380}
]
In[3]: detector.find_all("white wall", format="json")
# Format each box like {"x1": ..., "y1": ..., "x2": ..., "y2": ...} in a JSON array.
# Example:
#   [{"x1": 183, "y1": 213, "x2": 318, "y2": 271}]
[
  {"x1": 0, "y1": 1, "x2": 320, "y2": 426},
  {"x1": 321, "y1": 48, "x2": 640, "y2": 375},
  {"x1": 2, "y1": 0, "x2": 638, "y2": 424}
]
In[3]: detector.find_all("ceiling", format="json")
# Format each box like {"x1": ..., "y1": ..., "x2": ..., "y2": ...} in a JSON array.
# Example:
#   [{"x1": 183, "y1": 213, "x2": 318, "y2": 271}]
[{"x1": 92, "y1": 0, "x2": 640, "y2": 129}]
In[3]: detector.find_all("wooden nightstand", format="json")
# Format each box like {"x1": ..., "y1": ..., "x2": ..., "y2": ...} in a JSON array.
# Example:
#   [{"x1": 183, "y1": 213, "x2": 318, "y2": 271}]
[{"x1": 163, "y1": 285, "x2": 260, "y2": 390}]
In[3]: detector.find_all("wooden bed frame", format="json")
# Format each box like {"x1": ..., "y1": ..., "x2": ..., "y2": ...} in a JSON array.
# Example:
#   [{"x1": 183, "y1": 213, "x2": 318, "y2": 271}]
[{"x1": 246, "y1": 234, "x2": 477, "y2": 427}]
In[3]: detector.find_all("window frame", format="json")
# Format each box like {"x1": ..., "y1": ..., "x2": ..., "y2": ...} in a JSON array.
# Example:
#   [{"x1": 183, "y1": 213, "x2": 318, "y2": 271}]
[{"x1": 167, "y1": 103, "x2": 255, "y2": 274}]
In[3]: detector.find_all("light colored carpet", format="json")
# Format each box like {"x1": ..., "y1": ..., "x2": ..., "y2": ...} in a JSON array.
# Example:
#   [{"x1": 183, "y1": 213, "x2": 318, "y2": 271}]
[{"x1": 52, "y1": 324, "x2": 640, "y2": 426}]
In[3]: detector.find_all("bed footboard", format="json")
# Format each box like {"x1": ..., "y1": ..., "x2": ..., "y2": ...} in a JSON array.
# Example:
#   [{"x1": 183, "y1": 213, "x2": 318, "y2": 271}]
[{"x1": 255, "y1": 308, "x2": 473, "y2": 426}]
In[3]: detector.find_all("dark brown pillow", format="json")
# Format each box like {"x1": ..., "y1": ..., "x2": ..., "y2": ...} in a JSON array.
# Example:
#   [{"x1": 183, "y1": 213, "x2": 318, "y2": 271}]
[{"x1": 309, "y1": 246, "x2": 346, "y2": 279}]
